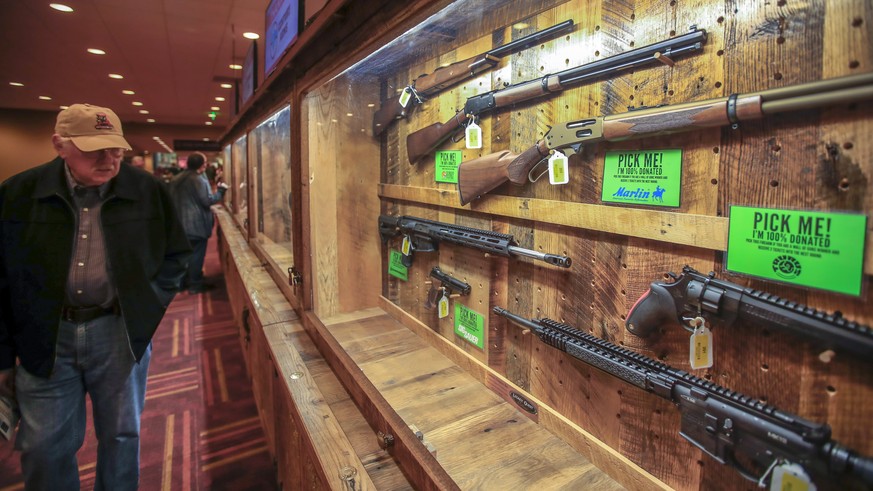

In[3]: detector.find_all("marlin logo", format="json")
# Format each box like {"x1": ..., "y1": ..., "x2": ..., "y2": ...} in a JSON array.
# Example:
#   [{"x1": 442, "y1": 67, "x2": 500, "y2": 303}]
[{"x1": 612, "y1": 187, "x2": 651, "y2": 199}]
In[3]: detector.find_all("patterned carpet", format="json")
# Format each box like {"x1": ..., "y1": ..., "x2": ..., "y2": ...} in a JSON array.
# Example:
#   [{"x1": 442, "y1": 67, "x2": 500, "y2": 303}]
[{"x1": 0, "y1": 237, "x2": 278, "y2": 490}]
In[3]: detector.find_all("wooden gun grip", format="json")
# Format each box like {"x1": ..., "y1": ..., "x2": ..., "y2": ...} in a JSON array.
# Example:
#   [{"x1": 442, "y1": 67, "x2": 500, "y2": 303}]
[{"x1": 406, "y1": 112, "x2": 470, "y2": 164}]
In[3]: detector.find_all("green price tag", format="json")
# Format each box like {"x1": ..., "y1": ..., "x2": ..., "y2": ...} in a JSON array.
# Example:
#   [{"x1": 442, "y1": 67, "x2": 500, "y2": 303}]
[
  {"x1": 726, "y1": 206, "x2": 867, "y2": 296},
  {"x1": 435, "y1": 150, "x2": 462, "y2": 183},
  {"x1": 601, "y1": 149, "x2": 682, "y2": 207},
  {"x1": 454, "y1": 303, "x2": 484, "y2": 350},
  {"x1": 388, "y1": 249, "x2": 408, "y2": 281}
]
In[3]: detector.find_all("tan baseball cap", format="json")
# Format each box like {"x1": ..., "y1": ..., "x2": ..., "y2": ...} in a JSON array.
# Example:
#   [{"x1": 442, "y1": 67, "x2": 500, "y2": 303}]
[{"x1": 55, "y1": 103, "x2": 132, "y2": 152}]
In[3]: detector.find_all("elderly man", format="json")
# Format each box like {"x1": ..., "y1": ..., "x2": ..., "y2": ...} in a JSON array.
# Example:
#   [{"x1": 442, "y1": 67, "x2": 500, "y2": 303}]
[{"x1": 0, "y1": 103, "x2": 191, "y2": 490}]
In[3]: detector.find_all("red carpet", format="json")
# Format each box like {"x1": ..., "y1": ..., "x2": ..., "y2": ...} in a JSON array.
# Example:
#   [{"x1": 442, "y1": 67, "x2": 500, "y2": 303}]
[{"x1": 0, "y1": 236, "x2": 278, "y2": 490}]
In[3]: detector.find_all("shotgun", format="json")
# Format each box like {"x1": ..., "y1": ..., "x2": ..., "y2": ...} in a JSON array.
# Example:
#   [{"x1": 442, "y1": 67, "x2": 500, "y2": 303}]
[
  {"x1": 373, "y1": 19, "x2": 575, "y2": 136},
  {"x1": 406, "y1": 26, "x2": 708, "y2": 164},
  {"x1": 457, "y1": 71, "x2": 873, "y2": 205}
]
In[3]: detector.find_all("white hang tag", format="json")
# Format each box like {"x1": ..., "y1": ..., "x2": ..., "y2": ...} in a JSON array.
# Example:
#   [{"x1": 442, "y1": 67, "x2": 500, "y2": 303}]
[
  {"x1": 689, "y1": 318, "x2": 713, "y2": 370},
  {"x1": 465, "y1": 120, "x2": 482, "y2": 149},
  {"x1": 401, "y1": 236, "x2": 412, "y2": 256},
  {"x1": 438, "y1": 293, "x2": 450, "y2": 319},
  {"x1": 399, "y1": 87, "x2": 413, "y2": 108},
  {"x1": 769, "y1": 462, "x2": 815, "y2": 491},
  {"x1": 548, "y1": 150, "x2": 569, "y2": 185}
]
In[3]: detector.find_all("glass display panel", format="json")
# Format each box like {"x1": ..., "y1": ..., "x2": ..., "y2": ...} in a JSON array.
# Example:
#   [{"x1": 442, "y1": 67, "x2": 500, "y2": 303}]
[
  {"x1": 221, "y1": 143, "x2": 233, "y2": 209},
  {"x1": 232, "y1": 134, "x2": 248, "y2": 230},
  {"x1": 253, "y1": 105, "x2": 294, "y2": 263}
]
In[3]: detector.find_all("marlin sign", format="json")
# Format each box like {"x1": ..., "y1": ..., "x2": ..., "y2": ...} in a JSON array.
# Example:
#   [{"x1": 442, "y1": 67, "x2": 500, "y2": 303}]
[{"x1": 601, "y1": 149, "x2": 682, "y2": 207}]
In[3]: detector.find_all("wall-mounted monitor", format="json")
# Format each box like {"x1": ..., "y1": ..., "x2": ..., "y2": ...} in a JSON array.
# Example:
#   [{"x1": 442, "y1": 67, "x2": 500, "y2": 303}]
[
  {"x1": 264, "y1": 0, "x2": 301, "y2": 77},
  {"x1": 241, "y1": 40, "x2": 258, "y2": 105}
]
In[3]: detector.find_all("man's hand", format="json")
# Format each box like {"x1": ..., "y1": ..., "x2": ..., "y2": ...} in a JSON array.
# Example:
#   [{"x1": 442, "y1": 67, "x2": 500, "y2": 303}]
[
  {"x1": 217, "y1": 182, "x2": 229, "y2": 190},
  {"x1": 0, "y1": 368, "x2": 14, "y2": 399}
]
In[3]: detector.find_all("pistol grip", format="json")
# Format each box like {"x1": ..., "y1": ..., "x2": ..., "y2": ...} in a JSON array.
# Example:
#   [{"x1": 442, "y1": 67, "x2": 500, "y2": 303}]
[{"x1": 626, "y1": 283, "x2": 676, "y2": 337}]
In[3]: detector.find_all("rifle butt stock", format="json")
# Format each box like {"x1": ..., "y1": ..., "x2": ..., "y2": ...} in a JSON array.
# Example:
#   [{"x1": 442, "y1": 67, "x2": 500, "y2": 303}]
[
  {"x1": 373, "y1": 98, "x2": 407, "y2": 136},
  {"x1": 457, "y1": 140, "x2": 549, "y2": 205},
  {"x1": 406, "y1": 112, "x2": 470, "y2": 164}
]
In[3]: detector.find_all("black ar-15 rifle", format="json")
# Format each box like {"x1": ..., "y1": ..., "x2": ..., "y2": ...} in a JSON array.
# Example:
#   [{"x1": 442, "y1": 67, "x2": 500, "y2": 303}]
[
  {"x1": 406, "y1": 26, "x2": 707, "y2": 164},
  {"x1": 625, "y1": 265, "x2": 873, "y2": 359},
  {"x1": 373, "y1": 19, "x2": 575, "y2": 136},
  {"x1": 494, "y1": 306, "x2": 873, "y2": 488},
  {"x1": 456, "y1": 71, "x2": 873, "y2": 205},
  {"x1": 378, "y1": 215, "x2": 571, "y2": 268}
]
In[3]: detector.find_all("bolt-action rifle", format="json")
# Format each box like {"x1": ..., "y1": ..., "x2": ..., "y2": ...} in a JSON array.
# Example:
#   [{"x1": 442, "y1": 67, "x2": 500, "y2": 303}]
[
  {"x1": 457, "y1": 71, "x2": 873, "y2": 205},
  {"x1": 406, "y1": 26, "x2": 707, "y2": 164},
  {"x1": 425, "y1": 266, "x2": 471, "y2": 310},
  {"x1": 494, "y1": 306, "x2": 873, "y2": 488},
  {"x1": 378, "y1": 214, "x2": 571, "y2": 268},
  {"x1": 625, "y1": 265, "x2": 873, "y2": 359},
  {"x1": 373, "y1": 19, "x2": 575, "y2": 136}
]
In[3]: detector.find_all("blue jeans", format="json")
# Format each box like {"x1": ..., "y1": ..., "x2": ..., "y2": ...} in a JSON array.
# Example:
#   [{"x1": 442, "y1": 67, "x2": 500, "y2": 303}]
[{"x1": 14, "y1": 314, "x2": 151, "y2": 491}]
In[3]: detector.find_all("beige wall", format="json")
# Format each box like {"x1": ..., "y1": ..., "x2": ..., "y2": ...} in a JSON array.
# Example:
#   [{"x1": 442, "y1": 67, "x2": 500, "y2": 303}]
[{"x1": 0, "y1": 108, "x2": 57, "y2": 183}]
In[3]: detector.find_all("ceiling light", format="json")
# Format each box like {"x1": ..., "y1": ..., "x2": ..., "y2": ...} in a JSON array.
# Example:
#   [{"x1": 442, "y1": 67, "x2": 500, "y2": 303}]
[
  {"x1": 122, "y1": 90, "x2": 135, "y2": 95},
  {"x1": 109, "y1": 73, "x2": 124, "y2": 79},
  {"x1": 132, "y1": 101, "x2": 143, "y2": 106},
  {"x1": 152, "y1": 136, "x2": 160, "y2": 140},
  {"x1": 346, "y1": 113, "x2": 353, "y2": 117},
  {"x1": 220, "y1": 83, "x2": 232, "y2": 89},
  {"x1": 202, "y1": 138, "x2": 210, "y2": 141},
  {"x1": 205, "y1": 122, "x2": 213, "y2": 125},
  {"x1": 139, "y1": 110, "x2": 149, "y2": 114},
  {"x1": 39, "y1": 96, "x2": 52, "y2": 100},
  {"x1": 229, "y1": 64, "x2": 242, "y2": 70},
  {"x1": 59, "y1": 105, "x2": 69, "y2": 110},
  {"x1": 49, "y1": 3, "x2": 73, "y2": 12},
  {"x1": 87, "y1": 48, "x2": 106, "y2": 55},
  {"x1": 210, "y1": 106, "x2": 220, "y2": 111},
  {"x1": 215, "y1": 96, "x2": 225, "y2": 102},
  {"x1": 146, "y1": 119, "x2": 155, "y2": 123},
  {"x1": 367, "y1": 103, "x2": 375, "y2": 108},
  {"x1": 243, "y1": 32, "x2": 260, "y2": 40}
]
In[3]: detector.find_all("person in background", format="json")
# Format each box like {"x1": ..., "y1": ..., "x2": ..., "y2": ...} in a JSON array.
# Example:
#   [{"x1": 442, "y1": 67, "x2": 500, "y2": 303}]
[
  {"x1": 170, "y1": 152, "x2": 227, "y2": 293},
  {"x1": 0, "y1": 103, "x2": 191, "y2": 490},
  {"x1": 130, "y1": 155, "x2": 145, "y2": 169}
]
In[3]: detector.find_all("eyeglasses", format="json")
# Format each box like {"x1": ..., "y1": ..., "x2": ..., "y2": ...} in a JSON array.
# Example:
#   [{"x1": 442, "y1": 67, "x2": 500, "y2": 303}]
[{"x1": 80, "y1": 147, "x2": 125, "y2": 158}]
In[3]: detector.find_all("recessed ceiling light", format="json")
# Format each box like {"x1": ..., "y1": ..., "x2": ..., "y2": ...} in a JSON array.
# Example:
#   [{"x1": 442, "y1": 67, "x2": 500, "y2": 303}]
[
  {"x1": 59, "y1": 105, "x2": 69, "y2": 110},
  {"x1": 152, "y1": 136, "x2": 160, "y2": 140},
  {"x1": 220, "y1": 83, "x2": 232, "y2": 89},
  {"x1": 210, "y1": 106, "x2": 220, "y2": 111},
  {"x1": 243, "y1": 32, "x2": 260, "y2": 40},
  {"x1": 122, "y1": 90, "x2": 135, "y2": 95},
  {"x1": 139, "y1": 110, "x2": 149, "y2": 114},
  {"x1": 229, "y1": 64, "x2": 242, "y2": 70},
  {"x1": 87, "y1": 48, "x2": 106, "y2": 55},
  {"x1": 215, "y1": 96, "x2": 225, "y2": 102},
  {"x1": 367, "y1": 103, "x2": 375, "y2": 108},
  {"x1": 49, "y1": 3, "x2": 73, "y2": 12},
  {"x1": 10, "y1": 82, "x2": 24, "y2": 87},
  {"x1": 146, "y1": 119, "x2": 155, "y2": 123},
  {"x1": 205, "y1": 121, "x2": 213, "y2": 125},
  {"x1": 109, "y1": 73, "x2": 124, "y2": 79},
  {"x1": 202, "y1": 138, "x2": 210, "y2": 141},
  {"x1": 39, "y1": 95, "x2": 52, "y2": 100},
  {"x1": 132, "y1": 101, "x2": 143, "y2": 106}
]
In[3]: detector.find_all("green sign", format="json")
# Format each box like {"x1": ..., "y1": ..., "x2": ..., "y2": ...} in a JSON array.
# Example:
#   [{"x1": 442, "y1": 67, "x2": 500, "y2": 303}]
[
  {"x1": 726, "y1": 206, "x2": 867, "y2": 296},
  {"x1": 388, "y1": 250, "x2": 408, "y2": 281},
  {"x1": 454, "y1": 303, "x2": 484, "y2": 350},
  {"x1": 601, "y1": 149, "x2": 682, "y2": 207},
  {"x1": 435, "y1": 150, "x2": 462, "y2": 183}
]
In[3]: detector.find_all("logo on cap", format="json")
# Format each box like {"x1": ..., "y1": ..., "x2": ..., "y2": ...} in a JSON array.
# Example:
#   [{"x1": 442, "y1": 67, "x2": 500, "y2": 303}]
[{"x1": 95, "y1": 113, "x2": 115, "y2": 130}]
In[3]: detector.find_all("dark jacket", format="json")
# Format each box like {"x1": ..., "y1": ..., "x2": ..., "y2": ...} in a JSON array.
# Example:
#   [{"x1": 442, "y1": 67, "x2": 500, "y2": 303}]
[
  {"x1": 170, "y1": 170, "x2": 225, "y2": 239},
  {"x1": 0, "y1": 157, "x2": 192, "y2": 377}
]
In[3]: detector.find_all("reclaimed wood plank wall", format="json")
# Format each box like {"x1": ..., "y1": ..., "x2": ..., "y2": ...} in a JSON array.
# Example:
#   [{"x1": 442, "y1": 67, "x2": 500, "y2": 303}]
[{"x1": 303, "y1": 0, "x2": 872, "y2": 488}]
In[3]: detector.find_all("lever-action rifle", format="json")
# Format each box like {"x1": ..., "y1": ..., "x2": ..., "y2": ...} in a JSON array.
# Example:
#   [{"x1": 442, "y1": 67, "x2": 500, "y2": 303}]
[
  {"x1": 406, "y1": 26, "x2": 707, "y2": 164},
  {"x1": 494, "y1": 306, "x2": 873, "y2": 488},
  {"x1": 625, "y1": 265, "x2": 873, "y2": 358},
  {"x1": 425, "y1": 266, "x2": 471, "y2": 310},
  {"x1": 378, "y1": 214, "x2": 571, "y2": 268},
  {"x1": 457, "y1": 71, "x2": 873, "y2": 205},
  {"x1": 373, "y1": 19, "x2": 575, "y2": 136}
]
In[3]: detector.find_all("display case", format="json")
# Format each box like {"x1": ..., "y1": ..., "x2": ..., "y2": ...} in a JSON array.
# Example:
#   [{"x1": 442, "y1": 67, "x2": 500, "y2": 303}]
[
  {"x1": 232, "y1": 134, "x2": 249, "y2": 232},
  {"x1": 221, "y1": 143, "x2": 233, "y2": 212},
  {"x1": 226, "y1": 0, "x2": 873, "y2": 489}
]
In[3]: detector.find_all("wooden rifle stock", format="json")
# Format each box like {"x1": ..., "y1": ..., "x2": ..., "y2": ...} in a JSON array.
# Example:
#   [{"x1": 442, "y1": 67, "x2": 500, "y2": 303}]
[
  {"x1": 457, "y1": 140, "x2": 549, "y2": 205},
  {"x1": 373, "y1": 98, "x2": 406, "y2": 136},
  {"x1": 407, "y1": 112, "x2": 470, "y2": 164}
]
